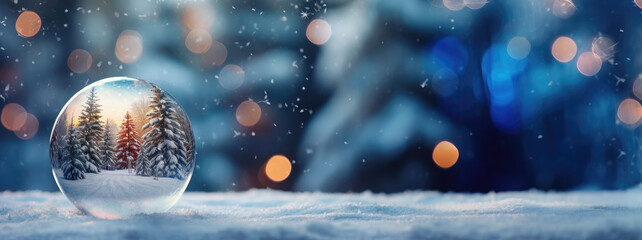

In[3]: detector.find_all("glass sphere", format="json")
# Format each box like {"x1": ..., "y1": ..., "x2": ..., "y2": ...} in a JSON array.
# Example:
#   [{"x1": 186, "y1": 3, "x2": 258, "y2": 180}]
[{"x1": 49, "y1": 77, "x2": 195, "y2": 219}]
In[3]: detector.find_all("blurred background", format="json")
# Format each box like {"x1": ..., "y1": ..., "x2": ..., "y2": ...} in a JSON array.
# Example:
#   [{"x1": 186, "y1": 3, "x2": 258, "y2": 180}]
[{"x1": 2, "y1": 0, "x2": 642, "y2": 193}]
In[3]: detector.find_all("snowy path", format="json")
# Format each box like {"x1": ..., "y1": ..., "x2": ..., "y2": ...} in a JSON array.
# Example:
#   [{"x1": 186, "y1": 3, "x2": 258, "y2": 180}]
[
  {"x1": 2, "y1": 189, "x2": 642, "y2": 239},
  {"x1": 58, "y1": 170, "x2": 184, "y2": 200}
]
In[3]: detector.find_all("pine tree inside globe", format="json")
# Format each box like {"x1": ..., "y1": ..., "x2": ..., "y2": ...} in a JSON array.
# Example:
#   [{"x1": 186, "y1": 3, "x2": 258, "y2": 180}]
[{"x1": 49, "y1": 77, "x2": 195, "y2": 219}]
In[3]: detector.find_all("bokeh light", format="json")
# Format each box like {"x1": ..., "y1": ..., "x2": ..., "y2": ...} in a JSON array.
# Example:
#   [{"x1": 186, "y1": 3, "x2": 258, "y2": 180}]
[
  {"x1": 637, "y1": 0, "x2": 642, "y2": 9},
  {"x1": 506, "y1": 36, "x2": 531, "y2": 60},
  {"x1": 576, "y1": 52, "x2": 602, "y2": 77},
  {"x1": 432, "y1": 141, "x2": 459, "y2": 169},
  {"x1": 481, "y1": 44, "x2": 523, "y2": 132},
  {"x1": 67, "y1": 49, "x2": 93, "y2": 74},
  {"x1": 201, "y1": 41, "x2": 228, "y2": 67},
  {"x1": 236, "y1": 100, "x2": 262, "y2": 127},
  {"x1": 431, "y1": 68, "x2": 459, "y2": 97},
  {"x1": 617, "y1": 98, "x2": 642, "y2": 125},
  {"x1": 551, "y1": 36, "x2": 577, "y2": 63},
  {"x1": 182, "y1": 3, "x2": 215, "y2": 31},
  {"x1": 265, "y1": 155, "x2": 292, "y2": 182},
  {"x1": 551, "y1": 0, "x2": 576, "y2": 19},
  {"x1": 464, "y1": 0, "x2": 487, "y2": 9},
  {"x1": 427, "y1": 36, "x2": 469, "y2": 72},
  {"x1": 185, "y1": 29, "x2": 212, "y2": 54},
  {"x1": 1, "y1": 103, "x2": 27, "y2": 131},
  {"x1": 633, "y1": 75, "x2": 642, "y2": 101},
  {"x1": 14, "y1": 113, "x2": 38, "y2": 140},
  {"x1": 219, "y1": 64, "x2": 245, "y2": 90},
  {"x1": 443, "y1": 0, "x2": 465, "y2": 11},
  {"x1": 591, "y1": 36, "x2": 616, "y2": 61},
  {"x1": 115, "y1": 30, "x2": 143, "y2": 64},
  {"x1": 306, "y1": 19, "x2": 332, "y2": 45},
  {"x1": 15, "y1": 11, "x2": 41, "y2": 38}
]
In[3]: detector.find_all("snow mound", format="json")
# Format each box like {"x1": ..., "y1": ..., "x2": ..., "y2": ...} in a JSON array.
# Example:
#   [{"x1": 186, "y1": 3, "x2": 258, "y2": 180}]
[{"x1": 2, "y1": 189, "x2": 642, "y2": 239}]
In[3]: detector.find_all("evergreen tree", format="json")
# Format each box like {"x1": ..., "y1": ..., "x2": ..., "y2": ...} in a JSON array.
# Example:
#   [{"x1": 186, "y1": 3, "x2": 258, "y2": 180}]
[
  {"x1": 77, "y1": 87, "x2": 102, "y2": 173},
  {"x1": 115, "y1": 112, "x2": 140, "y2": 170},
  {"x1": 61, "y1": 117, "x2": 86, "y2": 180},
  {"x1": 99, "y1": 119, "x2": 117, "y2": 170},
  {"x1": 53, "y1": 111, "x2": 69, "y2": 169},
  {"x1": 183, "y1": 119, "x2": 195, "y2": 162},
  {"x1": 175, "y1": 106, "x2": 195, "y2": 171},
  {"x1": 50, "y1": 130, "x2": 59, "y2": 169},
  {"x1": 142, "y1": 86, "x2": 188, "y2": 179},
  {"x1": 135, "y1": 150, "x2": 153, "y2": 176}
]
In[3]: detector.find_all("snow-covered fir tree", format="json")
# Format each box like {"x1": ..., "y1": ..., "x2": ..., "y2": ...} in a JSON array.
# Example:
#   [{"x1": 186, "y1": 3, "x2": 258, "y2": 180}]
[
  {"x1": 50, "y1": 130, "x2": 60, "y2": 169},
  {"x1": 183, "y1": 129, "x2": 195, "y2": 172},
  {"x1": 61, "y1": 117, "x2": 86, "y2": 180},
  {"x1": 115, "y1": 112, "x2": 140, "y2": 170},
  {"x1": 142, "y1": 86, "x2": 188, "y2": 179},
  {"x1": 77, "y1": 87, "x2": 102, "y2": 173},
  {"x1": 135, "y1": 150, "x2": 153, "y2": 176},
  {"x1": 178, "y1": 107, "x2": 195, "y2": 171},
  {"x1": 52, "y1": 111, "x2": 68, "y2": 169},
  {"x1": 99, "y1": 119, "x2": 117, "y2": 170}
]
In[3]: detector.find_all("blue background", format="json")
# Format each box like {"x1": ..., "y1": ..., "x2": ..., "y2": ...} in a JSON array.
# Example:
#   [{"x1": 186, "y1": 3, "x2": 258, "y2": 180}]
[{"x1": 1, "y1": 0, "x2": 642, "y2": 192}]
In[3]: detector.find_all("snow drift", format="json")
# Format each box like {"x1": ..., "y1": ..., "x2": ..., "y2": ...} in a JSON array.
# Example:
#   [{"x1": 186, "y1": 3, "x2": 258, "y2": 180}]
[{"x1": 2, "y1": 188, "x2": 642, "y2": 239}]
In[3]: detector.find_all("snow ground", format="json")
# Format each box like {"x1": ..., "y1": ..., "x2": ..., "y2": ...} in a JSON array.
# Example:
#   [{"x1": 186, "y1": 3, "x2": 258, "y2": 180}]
[
  {"x1": 2, "y1": 188, "x2": 642, "y2": 239},
  {"x1": 55, "y1": 169, "x2": 187, "y2": 218}
]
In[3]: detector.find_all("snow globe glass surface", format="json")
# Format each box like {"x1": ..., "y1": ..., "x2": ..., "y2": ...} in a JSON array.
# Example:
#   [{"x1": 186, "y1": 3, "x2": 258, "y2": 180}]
[{"x1": 49, "y1": 77, "x2": 195, "y2": 219}]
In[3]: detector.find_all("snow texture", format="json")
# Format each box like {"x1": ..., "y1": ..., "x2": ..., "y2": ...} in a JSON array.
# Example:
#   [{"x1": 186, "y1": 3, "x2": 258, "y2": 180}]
[{"x1": 2, "y1": 188, "x2": 642, "y2": 239}]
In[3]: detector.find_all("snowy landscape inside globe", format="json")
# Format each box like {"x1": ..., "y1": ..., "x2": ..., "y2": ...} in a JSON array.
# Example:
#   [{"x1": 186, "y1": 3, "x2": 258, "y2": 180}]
[{"x1": 49, "y1": 77, "x2": 195, "y2": 219}]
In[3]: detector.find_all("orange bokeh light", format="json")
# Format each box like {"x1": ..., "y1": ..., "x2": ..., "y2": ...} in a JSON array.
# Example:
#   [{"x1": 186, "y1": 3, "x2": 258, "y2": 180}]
[
  {"x1": 637, "y1": 0, "x2": 642, "y2": 9},
  {"x1": 236, "y1": 100, "x2": 262, "y2": 127},
  {"x1": 551, "y1": 36, "x2": 577, "y2": 63},
  {"x1": 67, "y1": 49, "x2": 93, "y2": 74},
  {"x1": 182, "y1": 3, "x2": 215, "y2": 31},
  {"x1": 265, "y1": 155, "x2": 292, "y2": 182},
  {"x1": 202, "y1": 41, "x2": 228, "y2": 67},
  {"x1": 115, "y1": 30, "x2": 143, "y2": 64},
  {"x1": 576, "y1": 52, "x2": 602, "y2": 77},
  {"x1": 432, "y1": 141, "x2": 459, "y2": 169},
  {"x1": 15, "y1": 11, "x2": 41, "y2": 38},
  {"x1": 306, "y1": 19, "x2": 332, "y2": 45},
  {"x1": 185, "y1": 29, "x2": 213, "y2": 54},
  {"x1": 1, "y1": 103, "x2": 27, "y2": 131},
  {"x1": 617, "y1": 98, "x2": 642, "y2": 125},
  {"x1": 14, "y1": 113, "x2": 38, "y2": 140}
]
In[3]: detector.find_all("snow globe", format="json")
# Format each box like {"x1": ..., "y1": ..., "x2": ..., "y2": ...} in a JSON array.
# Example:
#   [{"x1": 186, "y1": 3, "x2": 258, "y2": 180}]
[{"x1": 49, "y1": 77, "x2": 195, "y2": 219}]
